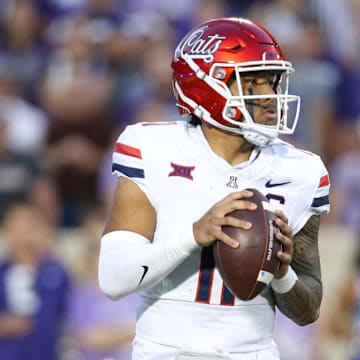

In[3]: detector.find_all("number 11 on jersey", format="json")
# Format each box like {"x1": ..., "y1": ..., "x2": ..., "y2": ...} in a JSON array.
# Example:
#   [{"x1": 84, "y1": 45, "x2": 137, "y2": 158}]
[{"x1": 195, "y1": 246, "x2": 235, "y2": 305}]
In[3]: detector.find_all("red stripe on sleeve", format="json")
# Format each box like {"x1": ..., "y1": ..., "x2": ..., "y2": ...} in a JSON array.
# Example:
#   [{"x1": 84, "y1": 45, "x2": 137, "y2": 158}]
[
  {"x1": 115, "y1": 143, "x2": 142, "y2": 159},
  {"x1": 319, "y1": 174, "x2": 330, "y2": 187}
]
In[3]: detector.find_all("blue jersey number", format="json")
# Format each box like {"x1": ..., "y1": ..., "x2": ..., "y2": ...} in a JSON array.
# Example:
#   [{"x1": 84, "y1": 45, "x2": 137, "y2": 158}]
[{"x1": 195, "y1": 247, "x2": 234, "y2": 305}]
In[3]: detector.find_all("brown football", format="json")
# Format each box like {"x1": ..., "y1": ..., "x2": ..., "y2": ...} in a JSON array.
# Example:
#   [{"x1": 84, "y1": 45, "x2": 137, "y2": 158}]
[{"x1": 213, "y1": 188, "x2": 282, "y2": 301}]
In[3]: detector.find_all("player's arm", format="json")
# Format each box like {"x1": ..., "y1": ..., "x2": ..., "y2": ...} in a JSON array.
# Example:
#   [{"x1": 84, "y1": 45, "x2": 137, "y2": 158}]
[
  {"x1": 103, "y1": 176, "x2": 157, "y2": 239},
  {"x1": 99, "y1": 176, "x2": 200, "y2": 300},
  {"x1": 272, "y1": 214, "x2": 322, "y2": 326}
]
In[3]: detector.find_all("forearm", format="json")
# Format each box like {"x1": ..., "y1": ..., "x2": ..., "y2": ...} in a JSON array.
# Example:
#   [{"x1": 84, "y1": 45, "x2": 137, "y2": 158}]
[
  {"x1": 274, "y1": 215, "x2": 323, "y2": 326},
  {"x1": 98, "y1": 229, "x2": 199, "y2": 300},
  {"x1": 273, "y1": 274, "x2": 322, "y2": 325}
]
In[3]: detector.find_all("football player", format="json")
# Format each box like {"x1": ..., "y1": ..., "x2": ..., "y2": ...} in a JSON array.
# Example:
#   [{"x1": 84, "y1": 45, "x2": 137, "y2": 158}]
[{"x1": 98, "y1": 18, "x2": 330, "y2": 360}]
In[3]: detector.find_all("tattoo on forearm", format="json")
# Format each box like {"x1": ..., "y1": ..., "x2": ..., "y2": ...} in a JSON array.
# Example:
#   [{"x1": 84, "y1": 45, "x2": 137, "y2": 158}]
[
  {"x1": 292, "y1": 215, "x2": 321, "y2": 280},
  {"x1": 274, "y1": 216, "x2": 322, "y2": 325}
]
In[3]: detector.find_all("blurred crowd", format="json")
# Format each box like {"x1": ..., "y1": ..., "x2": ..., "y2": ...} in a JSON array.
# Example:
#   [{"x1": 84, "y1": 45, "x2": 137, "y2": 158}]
[{"x1": 0, "y1": 0, "x2": 359, "y2": 359}]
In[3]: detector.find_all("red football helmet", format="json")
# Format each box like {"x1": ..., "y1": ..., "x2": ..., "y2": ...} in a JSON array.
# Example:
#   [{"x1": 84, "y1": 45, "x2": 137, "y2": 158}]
[{"x1": 171, "y1": 18, "x2": 300, "y2": 146}]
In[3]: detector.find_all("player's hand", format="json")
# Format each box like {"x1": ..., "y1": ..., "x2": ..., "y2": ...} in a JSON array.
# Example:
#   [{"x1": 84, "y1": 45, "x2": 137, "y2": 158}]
[
  {"x1": 273, "y1": 210, "x2": 294, "y2": 279},
  {"x1": 193, "y1": 190, "x2": 257, "y2": 248}
]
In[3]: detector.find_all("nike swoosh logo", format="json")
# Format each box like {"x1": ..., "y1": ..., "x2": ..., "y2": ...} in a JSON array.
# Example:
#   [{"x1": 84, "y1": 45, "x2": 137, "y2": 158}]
[
  {"x1": 265, "y1": 180, "x2": 291, "y2": 188},
  {"x1": 137, "y1": 266, "x2": 148, "y2": 287}
]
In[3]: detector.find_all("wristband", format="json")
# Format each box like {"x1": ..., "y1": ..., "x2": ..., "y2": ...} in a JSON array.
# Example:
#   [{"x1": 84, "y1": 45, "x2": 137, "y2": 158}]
[{"x1": 271, "y1": 266, "x2": 298, "y2": 294}]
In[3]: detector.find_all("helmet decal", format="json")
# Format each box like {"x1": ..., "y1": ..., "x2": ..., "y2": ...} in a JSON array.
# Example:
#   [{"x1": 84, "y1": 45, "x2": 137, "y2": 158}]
[{"x1": 180, "y1": 29, "x2": 226, "y2": 63}]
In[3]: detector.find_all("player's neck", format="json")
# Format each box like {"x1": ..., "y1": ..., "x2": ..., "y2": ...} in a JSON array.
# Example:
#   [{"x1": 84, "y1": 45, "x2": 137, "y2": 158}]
[{"x1": 201, "y1": 123, "x2": 254, "y2": 166}]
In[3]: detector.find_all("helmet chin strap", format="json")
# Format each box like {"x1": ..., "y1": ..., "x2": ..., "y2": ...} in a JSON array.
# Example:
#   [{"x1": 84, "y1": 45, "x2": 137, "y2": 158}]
[
  {"x1": 232, "y1": 97, "x2": 277, "y2": 147},
  {"x1": 242, "y1": 129, "x2": 276, "y2": 147},
  {"x1": 241, "y1": 100, "x2": 275, "y2": 146}
]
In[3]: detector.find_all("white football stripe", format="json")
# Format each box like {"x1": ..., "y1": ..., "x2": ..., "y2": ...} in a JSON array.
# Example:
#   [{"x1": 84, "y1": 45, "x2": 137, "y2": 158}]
[
  {"x1": 257, "y1": 270, "x2": 274, "y2": 284},
  {"x1": 112, "y1": 152, "x2": 144, "y2": 169}
]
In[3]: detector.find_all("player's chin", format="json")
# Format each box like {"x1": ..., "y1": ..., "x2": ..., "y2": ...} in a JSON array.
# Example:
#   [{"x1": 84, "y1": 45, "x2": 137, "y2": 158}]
[{"x1": 256, "y1": 113, "x2": 277, "y2": 126}]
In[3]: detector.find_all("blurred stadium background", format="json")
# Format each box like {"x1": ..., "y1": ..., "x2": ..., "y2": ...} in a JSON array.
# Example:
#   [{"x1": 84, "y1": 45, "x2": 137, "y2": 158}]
[{"x1": 0, "y1": 0, "x2": 359, "y2": 359}]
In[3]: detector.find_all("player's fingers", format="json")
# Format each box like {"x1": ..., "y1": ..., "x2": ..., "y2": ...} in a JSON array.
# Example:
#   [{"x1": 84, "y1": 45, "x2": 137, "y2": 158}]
[
  {"x1": 215, "y1": 189, "x2": 254, "y2": 207},
  {"x1": 276, "y1": 251, "x2": 292, "y2": 265},
  {"x1": 275, "y1": 217, "x2": 292, "y2": 237},
  {"x1": 210, "y1": 200, "x2": 256, "y2": 218},
  {"x1": 215, "y1": 230, "x2": 239, "y2": 248},
  {"x1": 275, "y1": 210, "x2": 289, "y2": 224},
  {"x1": 228, "y1": 200, "x2": 257, "y2": 213},
  {"x1": 212, "y1": 216, "x2": 252, "y2": 230},
  {"x1": 276, "y1": 231, "x2": 293, "y2": 254},
  {"x1": 217, "y1": 200, "x2": 257, "y2": 215}
]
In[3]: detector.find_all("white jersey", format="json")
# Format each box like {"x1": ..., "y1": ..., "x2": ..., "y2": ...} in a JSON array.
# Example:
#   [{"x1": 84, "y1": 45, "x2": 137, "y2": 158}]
[{"x1": 112, "y1": 120, "x2": 330, "y2": 354}]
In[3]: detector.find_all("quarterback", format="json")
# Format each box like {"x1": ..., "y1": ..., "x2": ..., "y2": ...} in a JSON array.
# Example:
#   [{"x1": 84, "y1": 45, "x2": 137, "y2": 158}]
[{"x1": 98, "y1": 18, "x2": 330, "y2": 360}]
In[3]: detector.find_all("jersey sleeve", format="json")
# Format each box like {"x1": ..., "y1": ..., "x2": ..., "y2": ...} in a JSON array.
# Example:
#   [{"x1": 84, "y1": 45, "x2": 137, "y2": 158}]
[
  {"x1": 112, "y1": 125, "x2": 150, "y2": 198},
  {"x1": 291, "y1": 157, "x2": 330, "y2": 234},
  {"x1": 309, "y1": 166, "x2": 331, "y2": 215}
]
